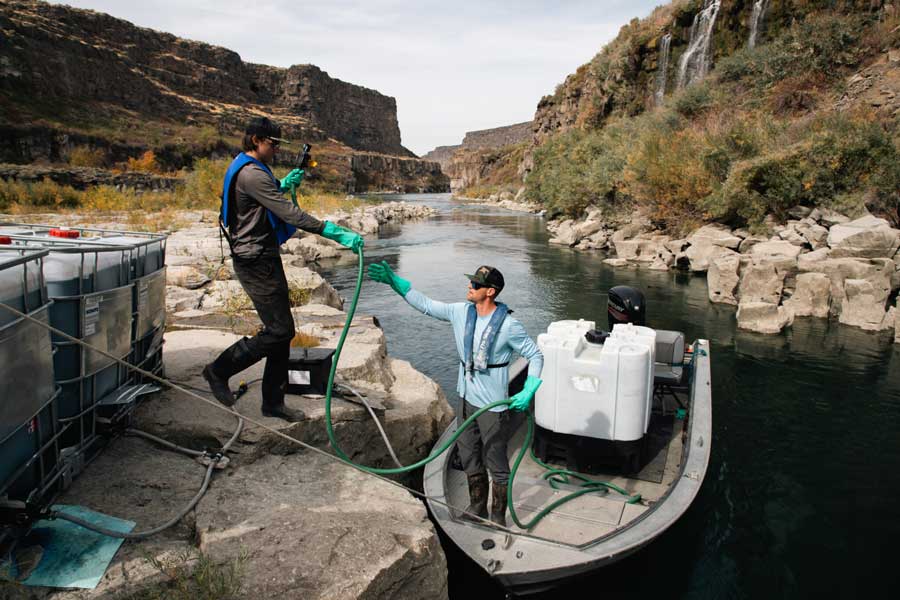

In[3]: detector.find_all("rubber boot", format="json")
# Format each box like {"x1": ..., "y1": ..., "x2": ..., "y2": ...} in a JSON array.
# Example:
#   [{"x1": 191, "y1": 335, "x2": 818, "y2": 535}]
[
  {"x1": 260, "y1": 343, "x2": 306, "y2": 422},
  {"x1": 490, "y1": 482, "x2": 508, "y2": 528},
  {"x1": 202, "y1": 337, "x2": 259, "y2": 407},
  {"x1": 460, "y1": 472, "x2": 489, "y2": 522}
]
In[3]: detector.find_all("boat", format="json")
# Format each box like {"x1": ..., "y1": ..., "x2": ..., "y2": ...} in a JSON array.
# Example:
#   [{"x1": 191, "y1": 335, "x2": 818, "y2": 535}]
[{"x1": 423, "y1": 287, "x2": 712, "y2": 595}]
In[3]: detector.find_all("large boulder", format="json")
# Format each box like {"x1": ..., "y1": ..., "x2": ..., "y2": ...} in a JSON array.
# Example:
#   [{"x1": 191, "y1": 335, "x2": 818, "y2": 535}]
[
  {"x1": 827, "y1": 214, "x2": 900, "y2": 258},
  {"x1": 549, "y1": 219, "x2": 578, "y2": 246},
  {"x1": 784, "y1": 272, "x2": 831, "y2": 318},
  {"x1": 707, "y1": 252, "x2": 741, "y2": 305},
  {"x1": 798, "y1": 257, "x2": 893, "y2": 319},
  {"x1": 681, "y1": 243, "x2": 734, "y2": 273},
  {"x1": 736, "y1": 302, "x2": 794, "y2": 334},
  {"x1": 575, "y1": 219, "x2": 604, "y2": 239},
  {"x1": 196, "y1": 453, "x2": 448, "y2": 600},
  {"x1": 614, "y1": 234, "x2": 670, "y2": 264},
  {"x1": 811, "y1": 207, "x2": 850, "y2": 227},
  {"x1": 839, "y1": 279, "x2": 895, "y2": 331},
  {"x1": 688, "y1": 224, "x2": 743, "y2": 250},
  {"x1": 166, "y1": 265, "x2": 212, "y2": 289},
  {"x1": 575, "y1": 230, "x2": 610, "y2": 251},
  {"x1": 738, "y1": 261, "x2": 785, "y2": 305}
]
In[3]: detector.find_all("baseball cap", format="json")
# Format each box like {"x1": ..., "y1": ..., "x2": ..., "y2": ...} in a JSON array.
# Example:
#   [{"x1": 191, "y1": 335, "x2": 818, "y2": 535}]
[
  {"x1": 465, "y1": 265, "x2": 505, "y2": 291},
  {"x1": 245, "y1": 116, "x2": 289, "y2": 144}
]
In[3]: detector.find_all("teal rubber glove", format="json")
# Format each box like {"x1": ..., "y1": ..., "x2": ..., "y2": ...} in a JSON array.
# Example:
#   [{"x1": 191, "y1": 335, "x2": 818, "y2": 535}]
[
  {"x1": 279, "y1": 169, "x2": 305, "y2": 193},
  {"x1": 509, "y1": 375, "x2": 543, "y2": 412},
  {"x1": 367, "y1": 260, "x2": 411, "y2": 297},
  {"x1": 321, "y1": 221, "x2": 364, "y2": 254}
]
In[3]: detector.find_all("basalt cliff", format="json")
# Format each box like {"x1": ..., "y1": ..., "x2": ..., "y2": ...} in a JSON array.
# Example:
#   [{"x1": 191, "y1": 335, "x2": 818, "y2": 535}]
[
  {"x1": 0, "y1": 0, "x2": 449, "y2": 193},
  {"x1": 422, "y1": 121, "x2": 531, "y2": 192}
]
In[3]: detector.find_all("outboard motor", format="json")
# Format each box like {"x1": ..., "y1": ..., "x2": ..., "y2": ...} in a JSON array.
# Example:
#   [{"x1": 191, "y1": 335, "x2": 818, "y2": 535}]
[{"x1": 607, "y1": 285, "x2": 646, "y2": 329}]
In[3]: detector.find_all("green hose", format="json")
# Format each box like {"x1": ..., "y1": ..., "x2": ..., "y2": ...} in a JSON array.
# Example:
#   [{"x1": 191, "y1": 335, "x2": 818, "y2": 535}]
[{"x1": 322, "y1": 250, "x2": 640, "y2": 528}]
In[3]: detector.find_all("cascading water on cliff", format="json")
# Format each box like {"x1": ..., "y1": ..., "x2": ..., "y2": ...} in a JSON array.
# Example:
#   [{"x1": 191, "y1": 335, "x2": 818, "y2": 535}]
[
  {"x1": 676, "y1": 0, "x2": 721, "y2": 89},
  {"x1": 654, "y1": 33, "x2": 672, "y2": 106},
  {"x1": 748, "y1": 0, "x2": 770, "y2": 49}
]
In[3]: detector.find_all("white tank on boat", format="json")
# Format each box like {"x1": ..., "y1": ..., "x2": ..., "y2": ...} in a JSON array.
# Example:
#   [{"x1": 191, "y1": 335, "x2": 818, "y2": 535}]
[{"x1": 535, "y1": 320, "x2": 655, "y2": 442}]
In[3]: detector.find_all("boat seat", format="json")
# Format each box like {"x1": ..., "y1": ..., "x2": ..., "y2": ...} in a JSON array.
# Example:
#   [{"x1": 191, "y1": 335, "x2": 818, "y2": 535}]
[{"x1": 653, "y1": 329, "x2": 685, "y2": 386}]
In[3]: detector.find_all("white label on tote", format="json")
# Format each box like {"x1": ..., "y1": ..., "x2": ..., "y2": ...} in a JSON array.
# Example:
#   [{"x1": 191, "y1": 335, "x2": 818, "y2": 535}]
[
  {"x1": 570, "y1": 375, "x2": 600, "y2": 393},
  {"x1": 289, "y1": 370, "x2": 311, "y2": 385},
  {"x1": 84, "y1": 299, "x2": 100, "y2": 336}
]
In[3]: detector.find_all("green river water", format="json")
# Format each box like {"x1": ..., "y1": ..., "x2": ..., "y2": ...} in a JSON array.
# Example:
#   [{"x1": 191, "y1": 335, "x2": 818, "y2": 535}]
[{"x1": 317, "y1": 193, "x2": 900, "y2": 599}]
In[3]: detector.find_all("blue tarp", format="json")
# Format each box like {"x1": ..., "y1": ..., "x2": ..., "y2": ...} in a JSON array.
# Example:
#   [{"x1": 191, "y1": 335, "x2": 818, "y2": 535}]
[{"x1": 19, "y1": 505, "x2": 134, "y2": 589}]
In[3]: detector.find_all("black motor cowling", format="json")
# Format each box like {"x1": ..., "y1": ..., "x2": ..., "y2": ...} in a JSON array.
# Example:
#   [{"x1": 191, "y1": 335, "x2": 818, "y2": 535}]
[{"x1": 608, "y1": 285, "x2": 646, "y2": 329}]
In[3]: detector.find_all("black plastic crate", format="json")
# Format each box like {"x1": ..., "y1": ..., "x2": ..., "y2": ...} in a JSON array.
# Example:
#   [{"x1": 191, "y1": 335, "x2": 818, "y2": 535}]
[{"x1": 286, "y1": 347, "x2": 336, "y2": 396}]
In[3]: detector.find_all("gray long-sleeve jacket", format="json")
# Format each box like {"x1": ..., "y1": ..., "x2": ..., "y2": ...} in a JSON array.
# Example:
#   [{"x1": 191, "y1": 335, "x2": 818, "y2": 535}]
[{"x1": 229, "y1": 163, "x2": 325, "y2": 258}]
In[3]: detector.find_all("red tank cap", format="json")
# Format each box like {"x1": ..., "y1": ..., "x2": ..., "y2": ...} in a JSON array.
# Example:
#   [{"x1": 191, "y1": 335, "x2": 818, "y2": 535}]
[
  {"x1": 49, "y1": 228, "x2": 80, "y2": 239},
  {"x1": 0, "y1": 236, "x2": 11, "y2": 244}
]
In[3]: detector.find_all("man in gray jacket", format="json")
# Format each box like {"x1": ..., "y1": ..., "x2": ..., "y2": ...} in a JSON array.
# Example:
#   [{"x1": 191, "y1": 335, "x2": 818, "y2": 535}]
[{"x1": 203, "y1": 117, "x2": 362, "y2": 422}]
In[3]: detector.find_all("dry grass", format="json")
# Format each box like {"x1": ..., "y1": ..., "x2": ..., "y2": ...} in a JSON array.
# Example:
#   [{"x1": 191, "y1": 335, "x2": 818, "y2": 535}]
[{"x1": 290, "y1": 332, "x2": 320, "y2": 348}]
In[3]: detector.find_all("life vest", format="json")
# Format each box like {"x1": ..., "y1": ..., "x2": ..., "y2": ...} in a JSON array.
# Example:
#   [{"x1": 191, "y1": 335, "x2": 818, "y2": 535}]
[{"x1": 220, "y1": 152, "x2": 296, "y2": 246}]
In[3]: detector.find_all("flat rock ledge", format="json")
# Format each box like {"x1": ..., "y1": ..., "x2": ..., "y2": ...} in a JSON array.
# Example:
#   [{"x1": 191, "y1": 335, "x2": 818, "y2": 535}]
[
  {"x1": 550, "y1": 207, "x2": 900, "y2": 337},
  {"x1": 454, "y1": 187, "x2": 544, "y2": 214},
  {"x1": 16, "y1": 204, "x2": 451, "y2": 600}
]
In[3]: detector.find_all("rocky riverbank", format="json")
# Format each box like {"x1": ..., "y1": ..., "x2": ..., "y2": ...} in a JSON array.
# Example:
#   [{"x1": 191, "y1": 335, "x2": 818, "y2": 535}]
[
  {"x1": 545, "y1": 204, "x2": 900, "y2": 340},
  {"x1": 453, "y1": 187, "x2": 543, "y2": 214},
  {"x1": 12, "y1": 201, "x2": 451, "y2": 599}
]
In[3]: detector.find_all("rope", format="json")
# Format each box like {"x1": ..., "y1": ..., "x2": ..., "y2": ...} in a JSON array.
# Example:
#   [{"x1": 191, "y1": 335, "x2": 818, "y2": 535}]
[
  {"x1": 0, "y1": 247, "x2": 641, "y2": 538},
  {"x1": 0, "y1": 299, "x2": 510, "y2": 533}
]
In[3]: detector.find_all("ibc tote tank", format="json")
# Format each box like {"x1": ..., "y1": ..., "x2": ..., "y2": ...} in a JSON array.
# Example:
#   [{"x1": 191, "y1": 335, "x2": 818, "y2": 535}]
[
  {"x1": 0, "y1": 248, "x2": 64, "y2": 505},
  {"x1": 2, "y1": 232, "x2": 134, "y2": 453}
]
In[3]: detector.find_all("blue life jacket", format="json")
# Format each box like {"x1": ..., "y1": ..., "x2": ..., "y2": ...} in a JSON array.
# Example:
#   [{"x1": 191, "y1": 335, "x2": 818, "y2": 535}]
[{"x1": 220, "y1": 152, "x2": 296, "y2": 245}]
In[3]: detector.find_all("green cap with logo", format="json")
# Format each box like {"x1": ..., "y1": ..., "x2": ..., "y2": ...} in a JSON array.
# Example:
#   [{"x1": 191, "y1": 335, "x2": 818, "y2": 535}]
[{"x1": 465, "y1": 265, "x2": 505, "y2": 291}]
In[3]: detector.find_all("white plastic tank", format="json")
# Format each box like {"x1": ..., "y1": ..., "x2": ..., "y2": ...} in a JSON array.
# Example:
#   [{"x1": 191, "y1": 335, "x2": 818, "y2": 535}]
[{"x1": 535, "y1": 320, "x2": 655, "y2": 442}]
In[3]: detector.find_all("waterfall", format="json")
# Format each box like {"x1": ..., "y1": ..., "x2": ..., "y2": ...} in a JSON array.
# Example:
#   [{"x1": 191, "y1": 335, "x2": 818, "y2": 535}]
[
  {"x1": 748, "y1": 0, "x2": 770, "y2": 49},
  {"x1": 654, "y1": 33, "x2": 672, "y2": 106},
  {"x1": 676, "y1": 0, "x2": 722, "y2": 89}
]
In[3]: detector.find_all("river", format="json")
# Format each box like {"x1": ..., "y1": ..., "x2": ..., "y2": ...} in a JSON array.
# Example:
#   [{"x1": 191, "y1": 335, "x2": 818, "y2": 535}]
[{"x1": 317, "y1": 193, "x2": 900, "y2": 598}]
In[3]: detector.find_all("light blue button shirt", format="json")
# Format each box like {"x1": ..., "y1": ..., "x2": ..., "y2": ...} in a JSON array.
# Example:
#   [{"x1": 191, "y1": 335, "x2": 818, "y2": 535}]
[{"x1": 404, "y1": 289, "x2": 543, "y2": 412}]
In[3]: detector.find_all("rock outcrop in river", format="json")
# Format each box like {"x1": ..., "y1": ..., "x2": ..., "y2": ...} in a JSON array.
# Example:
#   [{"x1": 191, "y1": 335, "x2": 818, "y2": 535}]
[{"x1": 542, "y1": 205, "x2": 900, "y2": 337}]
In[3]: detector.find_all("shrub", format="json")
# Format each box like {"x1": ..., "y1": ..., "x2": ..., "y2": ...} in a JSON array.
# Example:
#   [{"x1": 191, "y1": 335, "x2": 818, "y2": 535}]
[
  {"x1": 27, "y1": 178, "x2": 81, "y2": 208},
  {"x1": 705, "y1": 113, "x2": 900, "y2": 227},
  {"x1": 672, "y1": 82, "x2": 714, "y2": 118},
  {"x1": 178, "y1": 157, "x2": 229, "y2": 209},
  {"x1": 127, "y1": 150, "x2": 163, "y2": 174},
  {"x1": 623, "y1": 116, "x2": 714, "y2": 229},
  {"x1": 67, "y1": 145, "x2": 106, "y2": 168},
  {"x1": 716, "y1": 12, "x2": 871, "y2": 91}
]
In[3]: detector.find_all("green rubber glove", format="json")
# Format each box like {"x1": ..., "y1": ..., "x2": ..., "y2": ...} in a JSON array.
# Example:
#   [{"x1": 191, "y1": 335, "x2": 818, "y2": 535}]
[
  {"x1": 367, "y1": 260, "x2": 411, "y2": 297},
  {"x1": 509, "y1": 375, "x2": 543, "y2": 412},
  {"x1": 279, "y1": 169, "x2": 305, "y2": 193},
  {"x1": 321, "y1": 221, "x2": 364, "y2": 254}
]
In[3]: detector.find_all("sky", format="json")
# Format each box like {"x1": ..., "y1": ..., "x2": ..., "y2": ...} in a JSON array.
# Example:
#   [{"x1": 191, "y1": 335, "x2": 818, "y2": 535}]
[{"x1": 48, "y1": 0, "x2": 662, "y2": 156}]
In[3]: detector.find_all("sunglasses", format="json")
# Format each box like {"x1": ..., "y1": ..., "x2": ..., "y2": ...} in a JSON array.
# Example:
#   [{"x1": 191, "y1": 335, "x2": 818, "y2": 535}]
[
  {"x1": 470, "y1": 281, "x2": 486, "y2": 290},
  {"x1": 266, "y1": 137, "x2": 281, "y2": 148}
]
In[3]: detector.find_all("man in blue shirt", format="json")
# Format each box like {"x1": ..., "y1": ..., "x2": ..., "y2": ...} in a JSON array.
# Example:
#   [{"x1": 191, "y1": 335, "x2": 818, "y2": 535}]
[{"x1": 369, "y1": 262, "x2": 543, "y2": 527}]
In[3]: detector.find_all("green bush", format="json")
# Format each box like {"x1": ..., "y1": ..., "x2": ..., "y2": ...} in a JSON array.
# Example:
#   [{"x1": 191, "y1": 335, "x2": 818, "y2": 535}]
[
  {"x1": 672, "y1": 82, "x2": 714, "y2": 118},
  {"x1": 716, "y1": 12, "x2": 871, "y2": 91},
  {"x1": 705, "y1": 114, "x2": 900, "y2": 227},
  {"x1": 526, "y1": 122, "x2": 634, "y2": 218}
]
